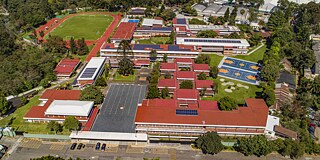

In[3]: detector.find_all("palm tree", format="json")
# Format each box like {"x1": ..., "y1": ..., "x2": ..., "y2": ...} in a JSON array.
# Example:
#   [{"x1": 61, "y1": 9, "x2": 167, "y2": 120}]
[
  {"x1": 240, "y1": 9, "x2": 245, "y2": 22},
  {"x1": 117, "y1": 40, "x2": 134, "y2": 59}
]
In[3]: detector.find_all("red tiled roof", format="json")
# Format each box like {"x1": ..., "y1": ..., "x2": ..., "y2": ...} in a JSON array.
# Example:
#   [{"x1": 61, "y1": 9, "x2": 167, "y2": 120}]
[
  {"x1": 193, "y1": 64, "x2": 210, "y2": 71},
  {"x1": 135, "y1": 98, "x2": 269, "y2": 127},
  {"x1": 160, "y1": 63, "x2": 176, "y2": 70},
  {"x1": 176, "y1": 71, "x2": 195, "y2": 79},
  {"x1": 111, "y1": 22, "x2": 136, "y2": 40},
  {"x1": 158, "y1": 79, "x2": 177, "y2": 88},
  {"x1": 54, "y1": 58, "x2": 80, "y2": 75},
  {"x1": 175, "y1": 26, "x2": 187, "y2": 32},
  {"x1": 134, "y1": 59, "x2": 150, "y2": 66},
  {"x1": 40, "y1": 89, "x2": 81, "y2": 100},
  {"x1": 175, "y1": 58, "x2": 194, "y2": 63},
  {"x1": 195, "y1": 80, "x2": 213, "y2": 89},
  {"x1": 174, "y1": 89, "x2": 199, "y2": 100},
  {"x1": 82, "y1": 107, "x2": 99, "y2": 131},
  {"x1": 198, "y1": 100, "x2": 219, "y2": 110}
]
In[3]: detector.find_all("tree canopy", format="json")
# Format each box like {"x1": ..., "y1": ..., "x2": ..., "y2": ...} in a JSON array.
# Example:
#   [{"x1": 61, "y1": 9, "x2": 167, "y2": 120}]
[
  {"x1": 218, "y1": 96, "x2": 238, "y2": 111},
  {"x1": 80, "y1": 85, "x2": 104, "y2": 104},
  {"x1": 195, "y1": 132, "x2": 224, "y2": 155},
  {"x1": 195, "y1": 54, "x2": 211, "y2": 65},
  {"x1": 63, "y1": 116, "x2": 80, "y2": 131},
  {"x1": 197, "y1": 30, "x2": 218, "y2": 38},
  {"x1": 0, "y1": 97, "x2": 12, "y2": 115},
  {"x1": 180, "y1": 80, "x2": 193, "y2": 89}
]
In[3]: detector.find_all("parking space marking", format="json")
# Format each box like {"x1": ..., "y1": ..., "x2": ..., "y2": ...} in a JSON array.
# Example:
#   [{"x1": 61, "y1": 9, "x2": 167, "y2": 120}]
[
  {"x1": 50, "y1": 144, "x2": 64, "y2": 150},
  {"x1": 20, "y1": 139, "x2": 41, "y2": 149},
  {"x1": 151, "y1": 148, "x2": 169, "y2": 154},
  {"x1": 126, "y1": 146, "x2": 144, "y2": 153}
]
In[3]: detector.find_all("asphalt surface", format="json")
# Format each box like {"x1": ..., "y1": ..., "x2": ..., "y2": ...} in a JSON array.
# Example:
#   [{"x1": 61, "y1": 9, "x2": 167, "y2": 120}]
[{"x1": 91, "y1": 84, "x2": 147, "y2": 133}]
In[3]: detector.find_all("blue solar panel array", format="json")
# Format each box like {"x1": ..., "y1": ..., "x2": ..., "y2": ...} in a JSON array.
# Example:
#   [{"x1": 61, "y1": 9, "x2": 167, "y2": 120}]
[
  {"x1": 80, "y1": 68, "x2": 97, "y2": 78},
  {"x1": 133, "y1": 44, "x2": 162, "y2": 50},
  {"x1": 177, "y1": 18, "x2": 187, "y2": 24},
  {"x1": 168, "y1": 45, "x2": 190, "y2": 51},
  {"x1": 128, "y1": 19, "x2": 139, "y2": 23},
  {"x1": 176, "y1": 109, "x2": 198, "y2": 116},
  {"x1": 184, "y1": 39, "x2": 241, "y2": 44}
]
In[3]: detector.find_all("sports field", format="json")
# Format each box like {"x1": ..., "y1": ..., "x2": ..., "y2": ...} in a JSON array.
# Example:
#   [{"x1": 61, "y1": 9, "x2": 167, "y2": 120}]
[{"x1": 48, "y1": 14, "x2": 113, "y2": 40}]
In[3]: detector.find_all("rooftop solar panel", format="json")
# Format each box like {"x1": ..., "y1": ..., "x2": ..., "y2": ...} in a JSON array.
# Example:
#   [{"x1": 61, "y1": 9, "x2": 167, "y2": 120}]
[
  {"x1": 176, "y1": 109, "x2": 198, "y2": 116},
  {"x1": 184, "y1": 39, "x2": 241, "y2": 44},
  {"x1": 80, "y1": 68, "x2": 97, "y2": 79},
  {"x1": 133, "y1": 44, "x2": 162, "y2": 50},
  {"x1": 177, "y1": 18, "x2": 187, "y2": 24}
]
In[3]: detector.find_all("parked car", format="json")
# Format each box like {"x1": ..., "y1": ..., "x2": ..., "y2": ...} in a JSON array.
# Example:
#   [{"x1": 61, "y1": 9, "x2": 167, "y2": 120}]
[
  {"x1": 77, "y1": 143, "x2": 83, "y2": 150},
  {"x1": 95, "y1": 142, "x2": 101, "y2": 150},
  {"x1": 70, "y1": 143, "x2": 77, "y2": 150},
  {"x1": 101, "y1": 143, "x2": 106, "y2": 151}
]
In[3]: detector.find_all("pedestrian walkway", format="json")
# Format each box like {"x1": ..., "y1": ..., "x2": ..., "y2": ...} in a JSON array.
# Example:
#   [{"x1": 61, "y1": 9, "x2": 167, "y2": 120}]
[{"x1": 247, "y1": 43, "x2": 265, "y2": 55}]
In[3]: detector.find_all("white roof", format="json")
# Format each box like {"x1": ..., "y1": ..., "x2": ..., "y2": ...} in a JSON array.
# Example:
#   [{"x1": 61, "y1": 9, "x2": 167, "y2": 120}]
[
  {"x1": 188, "y1": 25, "x2": 240, "y2": 32},
  {"x1": 77, "y1": 57, "x2": 105, "y2": 80},
  {"x1": 176, "y1": 37, "x2": 250, "y2": 47},
  {"x1": 266, "y1": 115, "x2": 280, "y2": 132},
  {"x1": 142, "y1": 18, "x2": 163, "y2": 27},
  {"x1": 45, "y1": 100, "x2": 94, "y2": 117},
  {"x1": 192, "y1": 4, "x2": 206, "y2": 12},
  {"x1": 70, "y1": 131, "x2": 148, "y2": 141}
]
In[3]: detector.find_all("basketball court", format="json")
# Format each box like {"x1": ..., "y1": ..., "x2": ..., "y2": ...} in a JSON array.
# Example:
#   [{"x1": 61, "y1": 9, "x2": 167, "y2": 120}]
[{"x1": 218, "y1": 57, "x2": 261, "y2": 85}]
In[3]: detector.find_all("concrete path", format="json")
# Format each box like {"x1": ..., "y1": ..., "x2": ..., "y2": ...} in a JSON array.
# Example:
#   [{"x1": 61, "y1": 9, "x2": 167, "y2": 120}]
[
  {"x1": 247, "y1": 43, "x2": 265, "y2": 55},
  {"x1": 5, "y1": 136, "x2": 23, "y2": 159}
]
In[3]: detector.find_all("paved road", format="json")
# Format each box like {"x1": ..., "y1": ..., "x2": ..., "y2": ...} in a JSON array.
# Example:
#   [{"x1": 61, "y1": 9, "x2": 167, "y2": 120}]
[{"x1": 5, "y1": 138, "x2": 305, "y2": 160}]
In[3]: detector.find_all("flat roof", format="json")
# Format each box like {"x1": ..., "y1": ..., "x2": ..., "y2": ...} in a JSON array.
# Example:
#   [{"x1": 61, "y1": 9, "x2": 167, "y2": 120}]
[
  {"x1": 142, "y1": 18, "x2": 163, "y2": 27},
  {"x1": 70, "y1": 131, "x2": 148, "y2": 141},
  {"x1": 176, "y1": 37, "x2": 250, "y2": 47},
  {"x1": 78, "y1": 57, "x2": 105, "y2": 80},
  {"x1": 91, "y1": 84, "x2": 147, "y2": 132},
  {"x1": 45, "y1": 100, "x2": 94, "y2": 117},
  {"x1": 111, "y1": 22, "x2": 136, "y2": 40}
]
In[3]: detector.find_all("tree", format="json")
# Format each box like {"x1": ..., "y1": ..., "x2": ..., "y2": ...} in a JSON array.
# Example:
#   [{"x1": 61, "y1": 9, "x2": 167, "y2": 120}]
[
  {"x1": 163, "y1": 53, "x2": 168, "y2": 62},
  {"x1": 224, "y1": 8, "x2": 230, "y2": 23},
  {"x1": 248, "y1": 7, "x2": 258, "y2": 22},
  {"x1": 95, "y1": 77, "x2": 107, "y2": 86},
  {"x1": 63, "y1": 116, "x2": 80, "y2": 131},
  {"x1": 44, "y1": 35, "x2": 67, "y2": 54},
  {"x1": 80, "y1": 85, "x2": 104, "y2": 104},
  {"x1": 31, "y1": 155, "x2": 65, "y2": 160},
  {"x1": 197, "y1": 30, "x2": 218, "y2": 38},
  {"x1": 261, "y1": 86, "x2": 275, "y2": 107},
  {"x1": 47, "y1": 121, "x2": 62, "y2": 133},
  {"x1": 240, "y1": 9, "x2": 245, "y2": 20},
  {"x1": 236, "y1": 135, "x2": 273, "y2": 157},
  {"x1": 0, "y1": 97, "x2": 12, "y2": 115},
  {"x1": 198, "y1": 72, "x2": 207, "y2": 80},
  {"x1": 161, "y1": 87, "x2": 169, "y2": 99},
  {"x1": 117, "y1": 40, "x2": 134, "y2": 58},
  {"x1": 249, "y1": 33, "x2": 262, "y2": 47},
  {"x1": 195, "y1": 54, "x2": 211, "y2": 64},
  {"x1": 180, "y1": 80, "x2": 193, "y2": 89},
  {"x1": 195, "y1": 132, "x2": 224, "y2": 155},
  {"x1": 181, "y1": 3, "x2": 197, "y2": 16},
  {"x1": 160, "y1": 9, "x2": 176, "y2": 21},
  {"x1": 229, "y1": 6, "x2": 238, "y2": 25},
  {"x1": 39, "y1": 31, "x2": 45, "y2": 38},
  {"x1": 69, "y1": 37, "x2": 77, "y2": 54},
  {"x1": 224, "y1": 32, "x2": 241, "y2": 39},
  {"x1": 188, "y1": 18, "x2": 207, "y2": 25},
  {"x1": 209, "y1": 66, "x2": 219, "y2": 79},
  {"x1": 149, "y1": 49, "x2": 157, "y2": 61},
  {"x1": 118, "y1": 58, "x2": 134, "y2": 76},
  {"x1": 147, "y1": 85, "x2": 160, "y2": 99},
  {"x1": 218, "y1": 96, "x2": 238, "y2": 111},
  {"x1": 77, "y1": 38, "x2": 89, "y2": 55}
]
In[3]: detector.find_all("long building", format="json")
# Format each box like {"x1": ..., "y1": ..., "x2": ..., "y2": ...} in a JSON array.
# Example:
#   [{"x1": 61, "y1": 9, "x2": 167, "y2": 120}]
[
  {"x1": 176, "y1": 37, "x2": 250, "y2": 55},
  {"x1": 76, "y1": 57, "x2": 105, "y2": 86},
  {"x1": 100, "y1": 43, "x2": 199, "y2": 65}
]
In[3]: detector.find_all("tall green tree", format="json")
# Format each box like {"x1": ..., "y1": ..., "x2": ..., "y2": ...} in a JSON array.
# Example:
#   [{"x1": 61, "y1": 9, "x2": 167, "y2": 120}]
[
  {"x1": 209, "y1": 66, "x2": 219, "y2": 79},
  {"x1": 0, "y1": 97, "x2": 12, "y2": 115},
  {"x1": 118, "y1": 58, "x2": 134, "y2": 76},
  {"x1": 229, "y1": 6, "x2": 237, "y2": 25},
  {"x1": 117, "y1": 40, "x2": 133, "y2": 58},
  {"x1": 198, "y1": 72, "x2": 207, "y2": 80},
  {"x1": 147, "y1": 84, "x2": 160, "y2": 99},
  {"x1": 224, "y1": 8, "x2": 230, "y2": 23},
  {"x1": 197, "y1": 30, "x2": 218, "y2": 38},
  {"x1": 80, "y1": 85, "x2": 104, "y2": 104},
  {"x1": 195, "y1": 54, "x2": 211, "y2": 64},
  {"x1": 69, "y1": 37, "x2": 77, "y2": 54},
  {"x1": 218, "y1": 96, "x2": 238, "y2": 111},
  {"x1": 195, "y1": 132, "x2": 224, "y2": 155},
  {"x1": 77, "y1": 38, "x2": 89, "y2": 55},
  {"x1": 163, "y1": 53, "x2": 168, "y2": 63},
  {"x1": 47, "y1": 121, "x2": 62, "y2": 133},
  {"x1": 63, "y1": 116, "x2": 80, "y2": 131},
  {"x1": 236, "y1": 135, "x2": 273, "y2": 157},
  {"x1": 95, "y1": 77, "x2": 107, "y2": 86},
  {"x1": 161, "y1": 87, "x2": 169, "y2": 99},
  {"x1": 261, "y1": 86, "x2": 275, "y2": 107},
  {"x1": 44, "y1": 35, "x2": 67, "y2": 54}
]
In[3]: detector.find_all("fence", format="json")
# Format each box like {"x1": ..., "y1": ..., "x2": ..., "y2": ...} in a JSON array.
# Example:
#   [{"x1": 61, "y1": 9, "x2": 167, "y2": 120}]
[{"x1": 23, "y1": 133, "x2": 70, "y2": 140}]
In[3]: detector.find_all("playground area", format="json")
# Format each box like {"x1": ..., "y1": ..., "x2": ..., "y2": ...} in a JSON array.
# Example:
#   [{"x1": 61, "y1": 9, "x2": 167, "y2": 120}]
[{"x1": 218, "y1": 57, "x2": 261, "y2": 85}]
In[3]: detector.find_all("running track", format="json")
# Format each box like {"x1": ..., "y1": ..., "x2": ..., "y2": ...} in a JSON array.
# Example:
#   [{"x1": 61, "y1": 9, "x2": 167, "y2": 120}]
[{"x1": 37, "y1": 12, "x2": 122, "y2": 62}]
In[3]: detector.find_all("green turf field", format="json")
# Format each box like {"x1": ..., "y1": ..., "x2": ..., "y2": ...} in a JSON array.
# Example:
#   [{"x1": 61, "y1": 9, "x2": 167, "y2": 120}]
[{"x1": 48, "y1": 14, "x2": 113, "y2": 40}]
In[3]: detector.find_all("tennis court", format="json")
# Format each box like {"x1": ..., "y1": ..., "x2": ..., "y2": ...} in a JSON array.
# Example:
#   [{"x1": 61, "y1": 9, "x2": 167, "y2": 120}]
[{"x1": 218, "y1": 57, "x2": 261, "y2": 85}]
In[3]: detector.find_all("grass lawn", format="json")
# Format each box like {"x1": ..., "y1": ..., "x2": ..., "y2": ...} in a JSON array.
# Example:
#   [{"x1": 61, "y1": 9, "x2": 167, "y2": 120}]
[
  {"x1": 48, "y1": 14, "x2": 113, "y2": 40},
  {"x1": 234, "y1": 44, "x2": 266, "y2": 63},
  {"x1": 202, "y1": 77, "x2": 262, "y2": 105},
  {"x1": 207, "y1": 54, "x2": 224, "y2": 67},
  {"x1": 113, "y1": 70, "x2": 137, "y2": 82},
  {"x1": 135, "y1": 37, "x2": 170, "y2": 44},
  {"x1": 0, "y1": 96, "x2": 70, "y2": 134}
]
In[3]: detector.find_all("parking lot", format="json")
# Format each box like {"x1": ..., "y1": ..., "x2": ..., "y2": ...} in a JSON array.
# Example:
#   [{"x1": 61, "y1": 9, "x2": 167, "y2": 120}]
[{"x1": 91, "y1": 84, "x2": 147, "y2": 133}]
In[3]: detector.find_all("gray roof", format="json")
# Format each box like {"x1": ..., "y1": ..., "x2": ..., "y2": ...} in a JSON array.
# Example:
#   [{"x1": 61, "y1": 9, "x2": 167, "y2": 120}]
[
  {"x1": 193, "y1": 4, "x2": 206, "y2": 12},
  {"x1": 313, "y1": 42, "x2": 320, "y2": 74},
  {"x1": 277, "y1": 71, "x2": 296, "y2": 89},
  {"x1": 202, "y1": 4, "x2": 222, "y2": 14}
]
